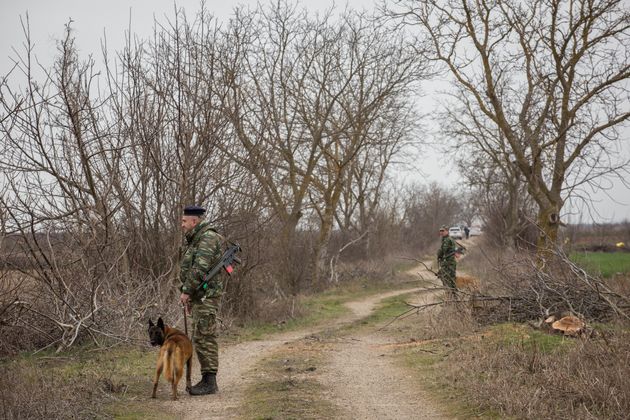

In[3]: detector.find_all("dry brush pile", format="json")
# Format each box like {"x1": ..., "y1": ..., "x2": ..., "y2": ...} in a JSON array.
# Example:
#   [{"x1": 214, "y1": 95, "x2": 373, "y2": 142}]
[{"x1": 459, "y1": 243, "x2": 630, "y2": 327}]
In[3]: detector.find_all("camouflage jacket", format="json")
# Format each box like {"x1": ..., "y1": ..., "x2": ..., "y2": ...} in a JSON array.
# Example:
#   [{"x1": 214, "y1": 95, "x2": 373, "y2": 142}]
[
  {"x1": 437, "y1": 235, "x2": 457, "y2": 264},
  {"x1": 180, "y1": 221, "x2": 224, "y2": 300}
]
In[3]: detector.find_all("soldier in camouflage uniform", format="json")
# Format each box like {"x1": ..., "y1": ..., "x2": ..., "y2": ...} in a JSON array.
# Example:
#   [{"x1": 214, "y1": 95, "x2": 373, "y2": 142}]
[
  {"x1": 179, "y1": 205, "x2": 224, "y2": 395},
  {"x1": 437, "y1": 225, "x2": 458, "y2": 292}
]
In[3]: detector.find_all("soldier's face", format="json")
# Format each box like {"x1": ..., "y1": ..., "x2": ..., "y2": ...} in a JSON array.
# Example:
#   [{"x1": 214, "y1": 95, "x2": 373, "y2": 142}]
[
  {"x1": 439, "y1": 229, "x2": 447, "y2": 237},
  {"x1": 181, "y1": 215, "x2": 201, "y2": 233}
]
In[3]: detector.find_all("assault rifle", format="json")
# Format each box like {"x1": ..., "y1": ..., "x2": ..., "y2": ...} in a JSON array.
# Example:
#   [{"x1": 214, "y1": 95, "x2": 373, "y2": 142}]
[
  {"x1": 442, "y1": 241, "x2": 467, "y2": 261},
  {"x1": 453, "y1": 241, "x2": 467, "y2": 257},
  {"x1": 196, "y1": 243, "x2": 242, "y2": 294}
]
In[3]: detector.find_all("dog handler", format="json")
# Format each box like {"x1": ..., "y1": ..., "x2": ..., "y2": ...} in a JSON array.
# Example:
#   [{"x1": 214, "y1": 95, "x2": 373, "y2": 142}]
[{"x1": 179, "y1": 205, "x2": 224, "y2": 395}]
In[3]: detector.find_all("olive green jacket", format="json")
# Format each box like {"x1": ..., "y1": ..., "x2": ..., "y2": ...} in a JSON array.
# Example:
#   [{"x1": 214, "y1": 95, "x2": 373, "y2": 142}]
[
  {"x1": 437, "y1": 235, "x2": 457, "y2": 265},
  {"x1": 180, "y1": 221, "x2": 224, "y2": 300}
]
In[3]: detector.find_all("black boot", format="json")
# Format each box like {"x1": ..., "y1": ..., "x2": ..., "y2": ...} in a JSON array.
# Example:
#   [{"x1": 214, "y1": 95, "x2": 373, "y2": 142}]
[{"x1": 189, "y1": 372, "x2": 218, "y2": 395}]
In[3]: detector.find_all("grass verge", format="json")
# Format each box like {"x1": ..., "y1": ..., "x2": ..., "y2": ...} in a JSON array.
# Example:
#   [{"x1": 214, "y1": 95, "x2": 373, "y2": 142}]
[{"x1": 570, "y1": 251, "x2": 630, "y2": 278}]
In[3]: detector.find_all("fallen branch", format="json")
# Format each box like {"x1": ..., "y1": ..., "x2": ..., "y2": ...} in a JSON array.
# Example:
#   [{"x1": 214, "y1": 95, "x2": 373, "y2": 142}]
[{"x1": 399, "y1": 256, "x2": 438, "y2": 277}]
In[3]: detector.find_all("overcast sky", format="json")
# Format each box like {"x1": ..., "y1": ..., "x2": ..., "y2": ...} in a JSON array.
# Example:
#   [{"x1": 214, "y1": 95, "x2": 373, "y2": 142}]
[{"x1": 1, "y1": 0, "x2": 629, "y2": 223}]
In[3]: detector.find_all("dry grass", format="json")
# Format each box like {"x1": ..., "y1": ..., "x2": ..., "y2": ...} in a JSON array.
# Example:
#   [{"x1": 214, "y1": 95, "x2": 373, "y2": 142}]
[
  {"x1": 1, "y1": 358, "x2": 107, "y2": 419},
  {"x1": 441, "y1": 324, "x2": 630, "y2": 419},
  {"x1": 0, "y1": 345, "x2": 158, "y2": 420}
]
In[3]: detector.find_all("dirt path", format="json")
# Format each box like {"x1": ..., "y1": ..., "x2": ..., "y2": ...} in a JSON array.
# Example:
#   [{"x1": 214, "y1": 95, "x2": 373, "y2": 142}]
[
  {"x1": 155, "y1": 244, "x2": 475, "y2": 419},
  {"x1": 320, "y1": 331, "x2": 443, "y2": 419},
  {"x1": 318, "y1": 264, "x2": 446, "y2": 419},
  {"x1": 157, "y1": 284, "x2": 430, "y2": 419}
]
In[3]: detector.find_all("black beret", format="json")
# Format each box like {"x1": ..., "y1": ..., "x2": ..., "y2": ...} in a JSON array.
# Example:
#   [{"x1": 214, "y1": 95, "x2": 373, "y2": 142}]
[{"x1": 183, "y1": 205, "x2": 206, "y2": 216}]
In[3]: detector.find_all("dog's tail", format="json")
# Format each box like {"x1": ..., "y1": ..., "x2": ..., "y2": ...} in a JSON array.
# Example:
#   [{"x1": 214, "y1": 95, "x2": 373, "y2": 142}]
[{"x1": 164, "y1": 347, "x2": 182, "y2": 384}]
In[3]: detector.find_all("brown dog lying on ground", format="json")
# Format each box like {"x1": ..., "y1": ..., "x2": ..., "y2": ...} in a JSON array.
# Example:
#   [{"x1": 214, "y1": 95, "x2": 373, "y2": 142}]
[{"x1": 148, "y1": 317, "x2": 193, "y2": 400}]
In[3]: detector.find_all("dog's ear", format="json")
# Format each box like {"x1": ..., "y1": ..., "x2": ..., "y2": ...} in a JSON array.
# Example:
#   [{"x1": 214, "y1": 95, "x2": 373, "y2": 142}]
[
  {"x1": 148, "y1": 319, "x2": 154, "y2": 327},
  {"x1": 157, "y1": 317, "x2": 165, "y2": 330}
]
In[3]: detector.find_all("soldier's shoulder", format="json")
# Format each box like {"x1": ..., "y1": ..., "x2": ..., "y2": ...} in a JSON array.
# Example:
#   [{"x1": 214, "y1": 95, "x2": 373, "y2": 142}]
[{"x1": 199, "y1": 225, "x2": 223, "y2": 242}]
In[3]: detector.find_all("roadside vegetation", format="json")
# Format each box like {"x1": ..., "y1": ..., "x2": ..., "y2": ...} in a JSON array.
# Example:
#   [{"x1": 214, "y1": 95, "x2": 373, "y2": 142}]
[
  {"x1": 0, "y1": 346, "x2": 162, "y2": 420},
  {"x1": 394, "y1": 318, "x2": 630, "y2": 419},
  {"x1": 361, "y1": 273, "x2": 630, "y2": 418}
]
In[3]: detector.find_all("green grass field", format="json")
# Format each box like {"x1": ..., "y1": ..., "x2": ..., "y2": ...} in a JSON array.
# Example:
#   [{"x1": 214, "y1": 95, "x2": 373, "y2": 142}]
[{"x1": 570, "y1": 251, "x2": 630, "y2": 278}]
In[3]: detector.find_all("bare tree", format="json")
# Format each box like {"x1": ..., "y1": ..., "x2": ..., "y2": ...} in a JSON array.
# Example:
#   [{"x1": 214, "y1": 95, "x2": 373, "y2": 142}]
[
  {"x1": 103, "y1": 6, "x2": 241, "y2": 281},
  {"x1": 336, "y1": 101, "x2": 417, "y2": 258},
  {"x1": 219, "y1": 4, "x2": 319, "y2": 241},
  {"x1": 305, "y1": 12, "x2": 428, "y2": 283},
  {"x1": 0, "y1": 21, "x2": 134, "y2": 351},
  {"x1": 389, "y1": 0, "x2": 630, "y2": 256},
  {"x1": 221, "y1": 3, "x2": 427, "y2": 285},
  {"x1": 0, "y1": 3, "x2": 436, "y2": 353}
]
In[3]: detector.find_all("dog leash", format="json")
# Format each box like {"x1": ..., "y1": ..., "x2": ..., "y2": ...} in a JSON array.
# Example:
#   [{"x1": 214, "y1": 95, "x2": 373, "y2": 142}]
[{"x1": 183, "y1": 305, "x2": 189, "y2": 337}]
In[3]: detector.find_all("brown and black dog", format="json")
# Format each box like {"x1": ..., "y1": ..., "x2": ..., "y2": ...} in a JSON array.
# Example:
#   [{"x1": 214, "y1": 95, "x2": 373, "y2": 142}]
[{"x1": 148, "y1": 317, "x2": 193, "y2": 400}]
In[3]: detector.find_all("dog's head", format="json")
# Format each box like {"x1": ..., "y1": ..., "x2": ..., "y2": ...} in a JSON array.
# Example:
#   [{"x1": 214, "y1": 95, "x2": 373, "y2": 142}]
[{"x1": 148, "y1": 317, "x2": 166, "y2": 346}]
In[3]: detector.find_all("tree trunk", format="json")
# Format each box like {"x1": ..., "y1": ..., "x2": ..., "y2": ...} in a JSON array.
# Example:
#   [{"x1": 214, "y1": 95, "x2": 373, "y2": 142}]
[
  {"x1": 536, "y1": 204, "x2": 561, "y2": 266},
  {"x1": 312, "y1": 210, "x2": 335, "y2": 287},
  {"x1": 276, "y1": 211, "x2": 304, "y2": 293}
]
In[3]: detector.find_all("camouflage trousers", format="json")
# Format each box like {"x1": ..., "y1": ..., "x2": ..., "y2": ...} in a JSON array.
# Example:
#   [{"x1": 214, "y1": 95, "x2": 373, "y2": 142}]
[
  {"x1": 438, "y1": 260, "x2": 457, "y2": 290},
  {"x1": 191, "y1": 297, "x2": 220, "y2": 374}
]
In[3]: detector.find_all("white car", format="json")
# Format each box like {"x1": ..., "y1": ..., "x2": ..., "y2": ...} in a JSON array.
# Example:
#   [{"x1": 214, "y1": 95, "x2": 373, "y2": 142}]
[{"x1": 448, "y1": 226, "x2": 463, "y2": 239}]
